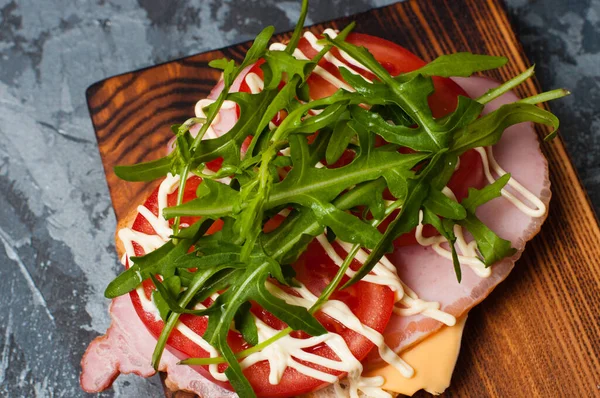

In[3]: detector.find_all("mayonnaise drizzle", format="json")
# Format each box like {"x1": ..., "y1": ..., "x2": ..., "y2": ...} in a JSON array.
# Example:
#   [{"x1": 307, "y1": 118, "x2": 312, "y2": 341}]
[
  {"x1": 318, "y1": 29, "x2": 371, "y2": 73},
  {"x1": 475, "y1": 146, "x2": 546, "y2": 217},
  {"x1": 269, "y1": 42, "x2": 355, "y2": 93},
  {"x1": 316, "y1": 235, "x2": 456, "y2": 326},
  {"x1": 303, "y1": 31, "x2": 372, "y2": 83},
  {"x1": 194, "y1": 98, "x2": 237, "y2": 139},
  {"x1": 244, "y1": 72, "x2": 264, "y2": 94},
  {"x1": 414, "y1": 186, "x2": 491, "y2": 278},
  {"x1": 261, "y1": 281, "x2": 414, "y2": 388}
]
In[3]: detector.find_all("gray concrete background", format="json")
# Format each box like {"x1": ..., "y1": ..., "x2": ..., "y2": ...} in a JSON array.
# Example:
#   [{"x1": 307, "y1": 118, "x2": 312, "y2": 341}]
[{"x1": 0, "y1": 0, "x2": 597, "y2": 397}]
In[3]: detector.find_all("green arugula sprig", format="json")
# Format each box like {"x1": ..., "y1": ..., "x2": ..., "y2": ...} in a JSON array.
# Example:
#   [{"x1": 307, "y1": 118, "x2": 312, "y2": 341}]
[
  {"x1": 318, "y1": 34, "x2": 563, "y2": 288},
  {"x1": 107, "y1": 2, "x2": 568, "y2": 396}
]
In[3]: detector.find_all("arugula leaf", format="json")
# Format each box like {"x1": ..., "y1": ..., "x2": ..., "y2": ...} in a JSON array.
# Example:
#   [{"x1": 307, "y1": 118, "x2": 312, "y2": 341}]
[
  {"x1": 234, "y1": 302, "x2": 259, "y2": 346},
  {"x1": 400, "y1": 53, "x2": 508, "y2": 80},
  {"x1": 254, "y1": 281, "x2": 325, "y2": 335},
  {"x1": 456, "y1": 174, "x2": 515, "y2": 266},
  {"x1": 290, "y1": 102, "x2": 349, "y2": 135},
  {"x1": 326, "y1": 119, "x2": 356, "y2": 164},
  {"x1": 192, "y1": 268, "x2": 245, "y2": 303},
  {"x1": 193, "y1": 179, "x2": 241, "y2": 218},
  {"x1": 338, "y1": 178, "x2": 387, "y2": 220},
  {"x1": 439, "y1": 95, "x2": 484, "y2": 132},
  {"x1": 239, "y1": 26, "x2": 275, "y2": 73},
  {"x1": 323, "y1": 36, "x2": 447, "y2": 146},
  {"x1": 462, "y1": 173, "x2": 511, "y2": 212},
  {"x1": 338, "y1": 67, "x2": 389, "y2": 100},
  {"x1": 222, "y1": 337, "x2": 255, "y2": 398},
  {"x1": 153, "y1": 275, "x2": 181, "y2": 321},
  {"x1": 458, "y1": 215, "x2": 515, "y2": 266},
  {"x1": 208, "y1": 58, "x2": 235, "y2": 76},
  {"x1": 114, "y1": 153, "x2": 174, "y2": 182},
  {"x1": 284, "y1": 0, "x2": 309, "y2": 54},
  {"x1": 350, "y1": 105, "x2": 438, "y2": 152},
  {"x1": 371, "y1": 104, "x2": 413, "y2": 127},
  {"x1": 450, "y1": 102, "x2": 559, "y2": 153},
  {"x1": 262, "y1": 51, "x2": 313, "y2": 90},
  {"x1": 310, "y1": 200, "x2": 382, "y2": 248},
  {"x1": 422, "y1": 208, "x2": 462, "y2": 281},
  {"x1": 423, "y1": 188, "x2": 466, "y2": 220}
]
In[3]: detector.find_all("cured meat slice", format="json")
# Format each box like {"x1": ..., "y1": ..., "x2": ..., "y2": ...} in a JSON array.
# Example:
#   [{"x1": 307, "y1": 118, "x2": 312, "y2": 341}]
[{"x1": 81, "y1": 295, "x2": 237, "y2": 397}]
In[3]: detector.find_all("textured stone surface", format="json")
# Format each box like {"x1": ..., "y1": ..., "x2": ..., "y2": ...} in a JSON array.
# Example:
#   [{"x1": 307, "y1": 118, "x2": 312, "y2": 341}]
[{"x1": 0, "y1": 0, "x2": 597, "y2": 397}]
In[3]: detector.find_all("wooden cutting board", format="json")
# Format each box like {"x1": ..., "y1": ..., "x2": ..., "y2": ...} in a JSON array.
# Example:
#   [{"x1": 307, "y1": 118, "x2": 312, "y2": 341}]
[{"x1": 86, "y1": 0, "x2": 600, "y2": 396}]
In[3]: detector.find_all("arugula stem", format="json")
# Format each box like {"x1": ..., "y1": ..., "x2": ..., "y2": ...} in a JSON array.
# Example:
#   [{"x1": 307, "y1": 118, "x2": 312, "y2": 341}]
[
  {"x1": 312, "y1": 197, "x2": 403, "y2": 309},
  {"x1": 152, "y1": 269, "x2": 216, "y2": 369},
  {"x1": 285, "y1": 0, "x2": 309, "y2": 55},
  {"x1": 476, "y1": 65, "x2": 535, "y2": 105},
  {"x1": 517, "y1": 88, "x2": 571, "y2": 105},
  {"x1": 171, "y1": 164, "x2": 191, "y2": 236},
  {"x1": 180, "y1": 327, "x2": 293, "y2": 366},
  {"x1": 172, "y1": 87, "x2": 234, "y2": 235}
]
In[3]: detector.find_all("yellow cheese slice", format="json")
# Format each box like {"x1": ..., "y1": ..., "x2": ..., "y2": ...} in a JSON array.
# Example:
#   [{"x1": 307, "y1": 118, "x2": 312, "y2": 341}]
[{"x1": 364, "y1": 316, "x2": 467, "y2": 396}]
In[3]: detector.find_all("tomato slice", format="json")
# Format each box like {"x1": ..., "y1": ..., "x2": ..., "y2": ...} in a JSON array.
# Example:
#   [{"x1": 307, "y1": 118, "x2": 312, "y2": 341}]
[{"x1": 129, "y1": 177, "x2": 395, "y2": 397}]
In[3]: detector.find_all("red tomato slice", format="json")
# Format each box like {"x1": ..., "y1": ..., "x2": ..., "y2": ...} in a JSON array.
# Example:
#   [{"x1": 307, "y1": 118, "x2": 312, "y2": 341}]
[
  {"x1": 239, "y1": 60, "x2": 265, "y2": 94},
  {"x1": 129, "y1": 177, "x2": 395, "y2": 397}
]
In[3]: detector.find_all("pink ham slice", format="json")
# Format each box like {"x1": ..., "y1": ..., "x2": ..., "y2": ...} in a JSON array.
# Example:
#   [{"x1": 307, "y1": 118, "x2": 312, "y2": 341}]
[
  {"x1": 208, "y1": 64, "x2": 255, "y2": 100},
  {"x1": 166, "y1": 64, "x2": 254, "y2": 156},
  {"x1": 80, "y1": 295, "x2": 236, "y2": 397},
  {"x1": 365, "y1": 76, "x2": 551, "y2": 365}
]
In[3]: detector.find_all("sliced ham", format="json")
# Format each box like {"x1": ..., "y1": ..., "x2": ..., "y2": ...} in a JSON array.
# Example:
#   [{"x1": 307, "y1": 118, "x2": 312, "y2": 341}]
[
  {"x1": 365, "y1": 76, "x2": 551, "y2": 364},
  {"x1": 80, "y1": 294, "x2": 236, "y2": 397},
  {"x1": 208, "y1": 64, "x2": 255, "y2": 99},
  {"x1": 166, "y1": 64, "x2": 253, "y2": 156}
]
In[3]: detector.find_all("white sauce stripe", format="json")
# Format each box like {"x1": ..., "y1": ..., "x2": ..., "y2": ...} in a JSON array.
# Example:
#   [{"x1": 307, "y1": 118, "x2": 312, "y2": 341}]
[
  {"x1": 244, "y1": 72, "x2": 264, "y2": 94},
  {"x1": 475, "y1": 146, "x2": 546, "y2": 217},
  {"x1": 264, "y1": 281, "x2": 414, "y2": 390}
]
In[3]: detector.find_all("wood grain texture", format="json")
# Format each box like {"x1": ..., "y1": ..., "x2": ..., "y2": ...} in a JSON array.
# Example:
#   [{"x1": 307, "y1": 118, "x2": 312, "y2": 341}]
[{"x1": 86, "y1": 0, "x2": 600, "y2": 396}]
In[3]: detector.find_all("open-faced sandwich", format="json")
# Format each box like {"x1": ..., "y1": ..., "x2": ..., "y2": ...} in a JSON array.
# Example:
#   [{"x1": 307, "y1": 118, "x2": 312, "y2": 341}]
[{"x1": 80, "y1": 1, "x2": 568, "y2": 397}]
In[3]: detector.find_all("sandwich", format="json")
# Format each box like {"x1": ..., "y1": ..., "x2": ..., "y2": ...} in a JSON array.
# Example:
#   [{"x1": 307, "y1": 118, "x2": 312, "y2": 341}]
[{"x1": 81, "y1": 1, "x2": 567, "y2": 396}]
